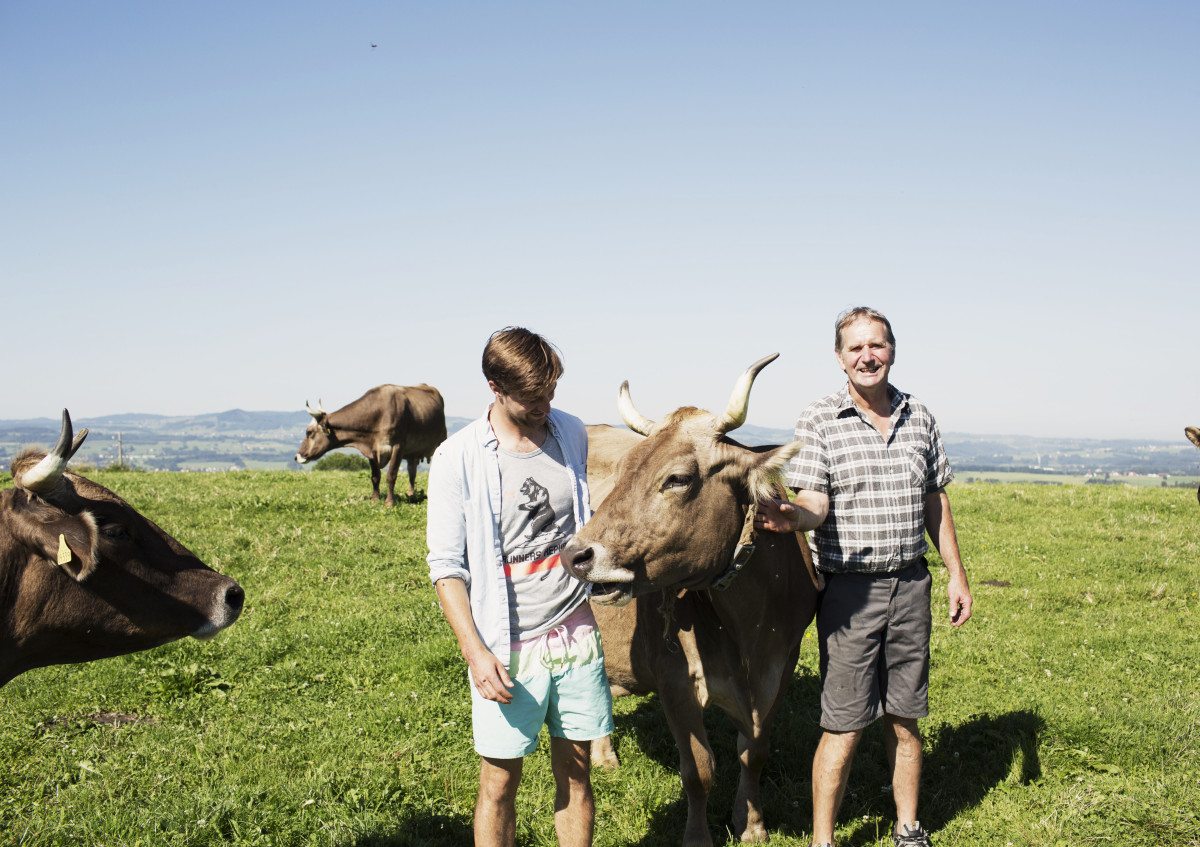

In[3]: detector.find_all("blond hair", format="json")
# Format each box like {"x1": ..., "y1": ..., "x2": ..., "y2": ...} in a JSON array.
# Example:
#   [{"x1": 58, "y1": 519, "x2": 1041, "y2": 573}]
[{"x1": 482, "y1": 327, "x2": 564, "y2": 398}]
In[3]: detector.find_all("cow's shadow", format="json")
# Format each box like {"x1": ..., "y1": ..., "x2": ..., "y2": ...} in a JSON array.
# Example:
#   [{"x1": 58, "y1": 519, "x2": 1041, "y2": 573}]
[{"x1": 604, "y1": 667, "x2": 1044, "y2": 846}]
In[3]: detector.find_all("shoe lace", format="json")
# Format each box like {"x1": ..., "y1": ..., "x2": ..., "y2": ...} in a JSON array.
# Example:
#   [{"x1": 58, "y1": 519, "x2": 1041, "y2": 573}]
[{"x1": 895, "y1": 821, "x2": 930, "y2": 846}]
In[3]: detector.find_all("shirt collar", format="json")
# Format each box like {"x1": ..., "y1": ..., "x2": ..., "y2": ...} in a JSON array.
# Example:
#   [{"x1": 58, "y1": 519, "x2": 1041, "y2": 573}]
[
  {"x1": 835, "y1": 384, "x2": 908, "y2": 418},
  {"x1": 477, "y1": 405, "x2": 558, "y2": 448}
]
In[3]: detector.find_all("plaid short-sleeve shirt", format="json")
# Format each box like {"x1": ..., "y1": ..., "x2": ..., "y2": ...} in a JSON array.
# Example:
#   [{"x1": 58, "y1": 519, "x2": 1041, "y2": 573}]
[{"x1": 785, "y1": 384, "x2": 953, "y2": 574}]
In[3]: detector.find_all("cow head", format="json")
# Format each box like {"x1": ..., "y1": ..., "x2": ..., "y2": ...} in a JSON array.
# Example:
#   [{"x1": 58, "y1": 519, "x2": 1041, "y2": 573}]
[
  {"x1": 294, "y1": 399, "x2": 338, "y2": 464},
  {"x1": 562, "y1": 355, "x2": 802, "y2": 606},
  {"x1": 1, "y1": 410, "x2": 244, "y2": 686}
]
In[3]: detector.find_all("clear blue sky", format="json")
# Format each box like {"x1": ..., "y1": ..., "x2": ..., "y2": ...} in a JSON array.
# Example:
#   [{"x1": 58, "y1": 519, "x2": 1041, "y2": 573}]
[{"x1": 3, "y1": 2, "x2": 1196, "y2": 441}]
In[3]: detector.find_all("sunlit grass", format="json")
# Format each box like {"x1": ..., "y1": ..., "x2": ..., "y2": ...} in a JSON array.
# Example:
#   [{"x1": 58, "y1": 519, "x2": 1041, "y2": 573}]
[{"x1": 1, "y1": 473, "x2": 1198, "y2": 845}]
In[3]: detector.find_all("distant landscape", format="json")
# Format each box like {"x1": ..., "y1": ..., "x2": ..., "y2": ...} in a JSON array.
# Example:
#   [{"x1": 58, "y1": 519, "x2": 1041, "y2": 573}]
[{"x1": 2, "y1": 411, "x2": 1198, "y2": 489}]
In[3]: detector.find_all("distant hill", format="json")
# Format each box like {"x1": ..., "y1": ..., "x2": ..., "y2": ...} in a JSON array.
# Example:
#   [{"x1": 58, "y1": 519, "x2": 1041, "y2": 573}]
[{"x1": 2, "y1": 412, "x2": 1198, "y2": 479}]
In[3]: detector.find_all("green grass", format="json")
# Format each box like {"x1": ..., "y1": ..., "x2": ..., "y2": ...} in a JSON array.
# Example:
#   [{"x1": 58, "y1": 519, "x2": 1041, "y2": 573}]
[{"x1": 2, "y1": 472, "x2": 1198, "y2": 846}]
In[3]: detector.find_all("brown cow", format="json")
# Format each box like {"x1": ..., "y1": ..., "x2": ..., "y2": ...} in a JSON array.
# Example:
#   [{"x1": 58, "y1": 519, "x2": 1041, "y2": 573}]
[
  {"x1": 295, "y1": 384, "x2": 447, "y2": 506},
  {"x1": 1, "y1": 410, "x2": 244, "y2": 687},
  {"x1": 563, "y1": 355, "x2": 818, "y2": 847},
  {"x1": 1187, "y1": 427, "x2": 1200, "y2": 504}
]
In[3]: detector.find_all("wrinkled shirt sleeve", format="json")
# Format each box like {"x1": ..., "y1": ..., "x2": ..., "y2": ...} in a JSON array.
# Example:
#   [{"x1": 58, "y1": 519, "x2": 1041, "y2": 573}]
[
  {"x1": 786, "y1": 406, "x2": 831, "y2": 494},
  {"x1": 426, "y1": 441, "x2": 471, "y2": 588},
  {"x1": 926, "y1": 415, "x2": 955, "y2": 493}
]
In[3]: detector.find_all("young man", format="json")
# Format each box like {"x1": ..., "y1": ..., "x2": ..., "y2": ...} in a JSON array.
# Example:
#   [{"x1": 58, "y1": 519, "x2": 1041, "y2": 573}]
[
  {"x1": 426, "y1": 327, "x2": 613, "y2": 847},
  {"x1": 757, "y1": 307, "x2": 973, "y2": 847}
]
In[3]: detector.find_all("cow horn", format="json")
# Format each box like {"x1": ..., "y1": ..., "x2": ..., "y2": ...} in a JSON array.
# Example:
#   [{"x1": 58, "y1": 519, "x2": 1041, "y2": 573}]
[
  {"x1": 617, "y1": 381, "x2": 655, "y2": 436},
  {"x1": 306, "y1": 400, "x2": 326, "y2": 420},
  {"x1": 714, "y1": 353, "x2": 780, "y2": 435},
  {"x1": 18, "y1": 409, "x2": 89, "y2": 494}
]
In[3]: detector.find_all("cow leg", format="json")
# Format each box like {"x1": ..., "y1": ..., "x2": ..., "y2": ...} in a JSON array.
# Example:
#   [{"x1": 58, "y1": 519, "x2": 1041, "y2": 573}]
[
  {"x1": 732, "y1": 727, "x2": 770, "y2": 842},
  {"x1": 730, "y1": 658, "x2": 799, "y2": 843},
  {"x1": 368, "y1": 458, "x2": 382, "y2": 502},
  {"x1": 590, "y1": 734, "x2": 620, "y2": 770},
  {"x1": 404, "y1": 454, "x2": 418, "y2": 498},
  {"x1": 384, "y1": 450, "x2": 403, "y2": 507},
  {"x1": 660, "y1": 692, "x2": 717, "y2": 847}
]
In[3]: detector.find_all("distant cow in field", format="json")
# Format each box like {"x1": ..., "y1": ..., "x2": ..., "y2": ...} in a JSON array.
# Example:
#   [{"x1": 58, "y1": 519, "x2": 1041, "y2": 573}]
[
  {"x1": 563, "y1": 355, "x2": 818, "y2": 846},
  {"x1": 294, "y1": 384, "x2": 448, "y2": 507},
  {"x1": 1187, "y1": 427, "x2": 1200, "y2": 504},
  {"x1": 1, "y1": 410, "x2": 244, "y2": 687}
]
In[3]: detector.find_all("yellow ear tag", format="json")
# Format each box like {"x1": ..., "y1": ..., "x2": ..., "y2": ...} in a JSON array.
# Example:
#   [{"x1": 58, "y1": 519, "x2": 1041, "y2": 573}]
[{"x1": 57, "y1": 534, "x2": 73, "y2": 566}]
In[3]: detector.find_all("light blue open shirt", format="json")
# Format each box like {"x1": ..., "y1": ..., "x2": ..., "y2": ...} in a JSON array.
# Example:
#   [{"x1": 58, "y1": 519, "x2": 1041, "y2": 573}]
[{"x1": 426, "y1": 407, "x2": 592, "y2": 669}]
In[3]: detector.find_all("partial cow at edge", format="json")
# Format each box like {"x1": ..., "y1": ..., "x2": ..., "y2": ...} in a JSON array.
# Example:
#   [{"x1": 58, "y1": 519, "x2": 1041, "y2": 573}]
[
  {"x1": 1, "y1": 410, "x2": 244, "y2": 688},
  {"x1": 295, "y1": 384, "x2": 448, "y2": 507},
  {"x1": 563, "y1": 354, "x2": 818, "y2": 847},
  {"x1": 1187, "y1": 426, "x2": 1200, "y2": 504}
]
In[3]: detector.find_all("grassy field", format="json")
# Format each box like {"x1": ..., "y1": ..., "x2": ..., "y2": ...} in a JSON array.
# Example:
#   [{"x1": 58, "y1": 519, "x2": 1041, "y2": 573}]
[{"x1": 1, "y1": 470, "x2": 1198, "y2": 846}]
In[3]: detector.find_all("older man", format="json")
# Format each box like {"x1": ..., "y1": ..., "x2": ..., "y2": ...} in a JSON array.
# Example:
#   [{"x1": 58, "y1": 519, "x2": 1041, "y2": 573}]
[{"x1": 757, "y1": 307, "x2": 972, "y2": 847}]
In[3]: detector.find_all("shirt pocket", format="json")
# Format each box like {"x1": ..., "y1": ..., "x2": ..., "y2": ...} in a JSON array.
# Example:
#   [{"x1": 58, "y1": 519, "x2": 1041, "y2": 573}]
[{"x1": 907, "y1": 446, "x2": 930, "y2": 489}]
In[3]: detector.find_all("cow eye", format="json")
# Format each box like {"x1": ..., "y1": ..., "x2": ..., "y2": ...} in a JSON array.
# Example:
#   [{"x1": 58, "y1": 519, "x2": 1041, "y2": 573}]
[
  {"x1": 663, "y1": 473, "x2": 692, "y2": 491},
  {"x1": 100, "y1": 523, "x2": 131, "y2": 541}
]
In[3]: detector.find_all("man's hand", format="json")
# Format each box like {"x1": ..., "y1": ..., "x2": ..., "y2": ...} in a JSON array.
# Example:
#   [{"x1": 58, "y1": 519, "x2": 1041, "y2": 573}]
[
  {"x1": 947, "y1": 573, "x2": 973, "y2": 627},
  {"x1": 755, "y1": 490, "x2": 829, "y2": 534},
  {"x1": 465, "y1": 645, "x2": 516, "y2": 704},
  {"x1": 755, "y1": 497, "x2": 799, "y2": 533}
]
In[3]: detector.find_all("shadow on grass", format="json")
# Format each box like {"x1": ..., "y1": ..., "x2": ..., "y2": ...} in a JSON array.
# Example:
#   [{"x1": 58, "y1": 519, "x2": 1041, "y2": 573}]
[
  {"x1": 803, "y1": 709, "x2": 1046, "y2": 847},
  {"x1": 603, "y1": 670, "x2": 1045, "y2": 847},
  {"x1": 603, "y1": 666, "x2": 826, "y2": 846},
  {"x1": 347, "y1": 813, "x2": 472, "y2": 846}
]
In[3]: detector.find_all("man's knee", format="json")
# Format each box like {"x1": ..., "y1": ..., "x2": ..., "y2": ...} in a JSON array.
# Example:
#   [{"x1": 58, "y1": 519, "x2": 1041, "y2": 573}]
[
  {"x1": 550, "y1": 739, "x2": 593, "y2": 791},
  {"x1": 480, "y1": 756, "x2": 523, "y2": 802},
  {"x1": 884, "y1": 714, "x2": 922, "y2": 741}
]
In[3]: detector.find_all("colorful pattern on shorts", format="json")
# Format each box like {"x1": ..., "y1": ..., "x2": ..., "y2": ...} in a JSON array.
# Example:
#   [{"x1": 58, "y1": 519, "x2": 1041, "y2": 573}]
[{"x1": 508, "y1": 604, "x2": 603, "y2": 679}]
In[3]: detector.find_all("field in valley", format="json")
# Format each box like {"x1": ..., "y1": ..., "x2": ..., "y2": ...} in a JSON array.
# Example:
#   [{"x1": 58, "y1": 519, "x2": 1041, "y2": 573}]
[{"x1": 1, "y1": 470, "x2": 1198, "y2": 846}]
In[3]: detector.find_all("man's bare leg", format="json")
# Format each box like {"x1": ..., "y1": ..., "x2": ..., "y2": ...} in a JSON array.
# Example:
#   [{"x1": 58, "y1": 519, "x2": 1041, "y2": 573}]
[
  {"x1": 477, "y1": 756, "x2": 523, "y2": 847},
  {"x1": 884, "y1": 715, "x2": 922, "y2": 834},
  {"x1": 811, "y1": 729, "x2": 862, "y2": 845},
  {"x1": 550, "y1": 737, "x2": 595, "y2": 847}
]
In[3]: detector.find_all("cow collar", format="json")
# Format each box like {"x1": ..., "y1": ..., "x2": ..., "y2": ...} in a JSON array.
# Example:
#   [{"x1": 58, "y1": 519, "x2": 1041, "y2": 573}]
[{"x1": 708, "y1": 500, "x2": 758, "y2": 591}]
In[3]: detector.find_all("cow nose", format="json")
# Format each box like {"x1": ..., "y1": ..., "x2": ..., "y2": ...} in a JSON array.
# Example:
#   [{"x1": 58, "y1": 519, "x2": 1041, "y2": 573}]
[
  {"x1": 562, "y1": 539, "x2": 593, "y2": 579},
  {"x1": 223, "y1": 583, "x2": 245, "y2": 616}
]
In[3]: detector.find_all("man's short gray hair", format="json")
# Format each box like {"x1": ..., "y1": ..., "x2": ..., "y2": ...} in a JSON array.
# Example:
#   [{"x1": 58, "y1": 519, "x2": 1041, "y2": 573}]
[{"x1": 834, "y1": 307, "x2": 896, "y2": 351}]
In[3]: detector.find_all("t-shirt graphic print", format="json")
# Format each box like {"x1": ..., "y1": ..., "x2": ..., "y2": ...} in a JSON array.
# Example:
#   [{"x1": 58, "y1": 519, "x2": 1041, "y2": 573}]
[{"x1": 517, "y1": 476, "x2": 557, "y2": 541}]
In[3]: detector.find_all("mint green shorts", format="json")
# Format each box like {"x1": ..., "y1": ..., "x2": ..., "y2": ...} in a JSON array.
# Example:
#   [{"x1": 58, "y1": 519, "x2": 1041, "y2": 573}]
[{"x1": 471, "y1": 605, "x2": 615, "y2": 759}]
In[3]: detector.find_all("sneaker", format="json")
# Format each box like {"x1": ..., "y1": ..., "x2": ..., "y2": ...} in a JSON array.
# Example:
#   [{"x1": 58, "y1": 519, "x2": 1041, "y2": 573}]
[{"x1": 894, "y1": 821, "x2": 932, "y2": 847}]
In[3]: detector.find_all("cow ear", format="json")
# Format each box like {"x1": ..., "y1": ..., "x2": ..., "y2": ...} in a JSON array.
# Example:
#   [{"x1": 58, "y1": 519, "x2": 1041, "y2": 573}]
[
  {"x1": 53, "y1": 519, "x2": 100, "y2": 581},
  {"x1": 8, "y1": 494, "x2": 100, "y2": 582},
  {"x1": 744, "y1": 440, "x2": 804, "y2": 503}
]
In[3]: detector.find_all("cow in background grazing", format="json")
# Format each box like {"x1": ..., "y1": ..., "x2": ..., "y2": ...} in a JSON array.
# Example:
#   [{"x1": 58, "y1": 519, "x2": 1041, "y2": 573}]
[
  {"x1": 563, "y1": 355, "x2": 819, "y2": 847},
  {"x1": 1, "y1": 410, "x2": 244, "y2": 687},
  {"x1": 1187, "y1": 427, "x2": 1200, "y2": 504},
  {"x1": 295, "y1": 384, "x2": 447, "y2": 507}
]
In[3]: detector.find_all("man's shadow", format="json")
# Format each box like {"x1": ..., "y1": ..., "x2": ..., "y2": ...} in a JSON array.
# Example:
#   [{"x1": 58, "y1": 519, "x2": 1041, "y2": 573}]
[{"x1": 598, "y1": 667, "x2": 1044, "y2": 846}]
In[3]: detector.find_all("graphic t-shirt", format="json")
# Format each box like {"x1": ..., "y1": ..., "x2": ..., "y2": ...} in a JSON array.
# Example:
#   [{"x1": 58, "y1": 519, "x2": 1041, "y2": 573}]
[{"x1": 498, "y1": 434, "x2": 586, "y2": 640}]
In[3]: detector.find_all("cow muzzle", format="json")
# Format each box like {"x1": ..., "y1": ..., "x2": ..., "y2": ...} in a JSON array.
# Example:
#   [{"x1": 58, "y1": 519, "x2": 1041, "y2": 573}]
[
  {"x1": 561, "y1": 538, "x2": 635, "y2": 607},
  {"x1": 191, "y1": 579, "x2": 246, "y2": 640}
]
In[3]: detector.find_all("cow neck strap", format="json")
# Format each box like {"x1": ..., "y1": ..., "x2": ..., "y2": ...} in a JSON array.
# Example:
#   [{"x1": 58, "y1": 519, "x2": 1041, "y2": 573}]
[{"x1": 709, "y1": 500, "x2": 758, "y2": 591}]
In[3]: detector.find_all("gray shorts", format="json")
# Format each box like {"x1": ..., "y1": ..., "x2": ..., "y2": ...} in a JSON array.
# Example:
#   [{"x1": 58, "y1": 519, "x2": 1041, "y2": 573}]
[{"x1": 816, "y1": 560, "x2": 932, "y2": 732}]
